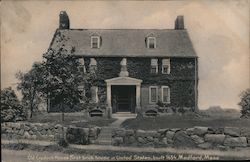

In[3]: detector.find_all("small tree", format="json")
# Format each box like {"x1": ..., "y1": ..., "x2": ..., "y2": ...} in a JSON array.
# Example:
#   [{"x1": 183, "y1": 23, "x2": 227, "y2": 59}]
[
  {"x1": 1, "y1": 87, "x2": 25, "y2": 122},
  {"x1": 16, "y1": 62, "x2": 47, "y2": 118},
  {"x1": 239, "y1": 88, "x2": 250, "y2": 118}
]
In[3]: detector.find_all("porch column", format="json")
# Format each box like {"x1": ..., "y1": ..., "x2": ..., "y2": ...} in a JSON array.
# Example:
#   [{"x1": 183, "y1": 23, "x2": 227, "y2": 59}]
[
  {"x1": 136, "y1": 84, "x2": 141, "y2": 112},
  {"x1": 106, "y1": 83, "x2": 112, "y2": 116}
]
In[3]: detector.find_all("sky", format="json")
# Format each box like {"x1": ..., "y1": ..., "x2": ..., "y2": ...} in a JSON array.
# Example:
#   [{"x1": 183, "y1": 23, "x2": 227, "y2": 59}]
[{"x1": 1, "y1": 0, "x2": 249, "y2": 110}]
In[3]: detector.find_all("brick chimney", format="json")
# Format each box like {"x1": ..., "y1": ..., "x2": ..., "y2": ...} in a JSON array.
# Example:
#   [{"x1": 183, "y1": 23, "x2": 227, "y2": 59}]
[
  {"x1": 175, "y1": 15, "x2": 184, "y2": 30},
  {"x1": 59, "y1": 11, "x2": 70, "y2": 29}
]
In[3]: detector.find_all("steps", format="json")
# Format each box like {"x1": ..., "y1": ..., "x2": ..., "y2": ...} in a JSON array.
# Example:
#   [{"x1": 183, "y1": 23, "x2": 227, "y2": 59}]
[{"x1": 96, "y1": 127, "x2": 113, "y2": 145}]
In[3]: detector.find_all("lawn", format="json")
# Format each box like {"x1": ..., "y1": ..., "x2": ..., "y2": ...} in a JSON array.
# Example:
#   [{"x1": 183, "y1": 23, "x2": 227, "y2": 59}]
[
  {"x1": 121, "y1": 114, "x2": 250, "y2": 130},
  {"x1": 27, "y1": 112, "x2": 116, "y2": 128}
]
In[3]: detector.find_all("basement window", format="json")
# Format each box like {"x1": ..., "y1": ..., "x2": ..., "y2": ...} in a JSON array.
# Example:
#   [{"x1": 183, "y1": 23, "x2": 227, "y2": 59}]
[
  {"x1": 91, "y1": 36, "x2": 100, "y2": 48},
  {"x1": 149, "y1": 86, "x2": 158, "y2": 103},
  {"x1": 161, "y1": 86, "x2": 170, "y2": 103},
  {"x1": 151, "y1": 59, "x2": 158, "y2": 74}
]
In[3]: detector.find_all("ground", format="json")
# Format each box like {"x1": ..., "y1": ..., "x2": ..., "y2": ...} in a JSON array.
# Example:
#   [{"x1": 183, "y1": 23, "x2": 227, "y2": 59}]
[
  {"x1": 2, "y1": 141, "x2": 250, "y2": 161},
  {"x1": 121, "y1": 113, "x2": 250, "y2": 130}
]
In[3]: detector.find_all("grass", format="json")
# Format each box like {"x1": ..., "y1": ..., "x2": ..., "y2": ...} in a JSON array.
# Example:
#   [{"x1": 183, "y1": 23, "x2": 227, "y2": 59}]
[
  {"x1": 27, "y1": 112, "x2": 116, "y2": 128},
  {"x1": 121, "y1": 113, "x2": 250, "y2": 130}
]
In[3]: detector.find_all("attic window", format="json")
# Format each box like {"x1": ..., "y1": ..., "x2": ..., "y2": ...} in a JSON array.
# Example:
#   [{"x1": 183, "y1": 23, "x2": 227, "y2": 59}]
[
  {"x1": 91, "y1": 36, "x2": 100, "y2": 48},
  {"x1": 147, "y1": 37, "x2": 156, "y2": 49}
]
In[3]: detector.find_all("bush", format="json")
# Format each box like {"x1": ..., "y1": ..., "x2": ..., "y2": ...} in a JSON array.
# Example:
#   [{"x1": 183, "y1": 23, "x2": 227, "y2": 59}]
[
  {"x1": 57, "y1": 138, "x2": 68, "y2": 147},
  {"x1": 239, "y1": 88, "x2": 250, "y2": 118},
  {"x1": 1, "y1": 87, "x2": 25, "y2": 122}
]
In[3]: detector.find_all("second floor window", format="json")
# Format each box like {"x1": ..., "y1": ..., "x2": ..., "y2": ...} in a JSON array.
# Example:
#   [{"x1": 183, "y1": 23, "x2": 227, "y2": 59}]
[
  {"x1": 151, "y1": 59, "x2": 158, "y2": 74},
  {"x1": 162, "y1": 59, "x2": 170, "y2": 74},
  {"x1": 91, "y1": 36, "x2": 100, "y2": 48},
  {"x1": 147, "y1": 37, "x2": 156, "y2": 49},
  {"x1": 89, "y1": 58, "x2": 97, "y2": 73}
]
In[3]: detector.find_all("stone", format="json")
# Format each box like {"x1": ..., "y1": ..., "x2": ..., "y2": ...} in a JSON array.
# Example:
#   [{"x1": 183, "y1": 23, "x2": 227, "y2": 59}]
[
  {"x1": 191, "y1": 135, "x2": 204, "y2": 144},
  {"x1": 41, "y1": 129, "x2": 47, "y2": 135},
  {"x1": 47, "y1": 129, "x2": 52, "y2": 135},
  {"x1": 154, "y1": 138, "x2": 159, "y2": 144},
  {"x1": 173, "y1": 131, "x2": 196, "y2": 148},
  {"x1": 145, "y1": 131, "x2": 160, "y2": 138},
  {"x1": 136, "y1": 130, "x2": 146, "y2": 137},
  {"x1": 166, "y1": 131, "x2": 175, "y2": 140},
  {"x1": 224, "y1": 127, "x2": 240, "y2": 137},
  {"x1": 198, "y1": 142, "x2": 212, "y2": 149},
  {"x1": 24, "y1": 125, "x2": 30, "y2": 131},
  {"x1": 186, "y1": 128, "x2": 195, "y2": 135},
  {"x1": 193, "y1": 127, "x2": 208, "y2": 136},
  {"x1": 112, "y1": 137, "x2": 123, "y2": 146},
  {"x1": 208, "y1": 127, "x2": 224, "y2": 134},
  {"x1": 240, "y1": 128, "x2": 250, "y2": 138},
  {"x1": 158, "y1": 129, "x2": 168, "y2": 135},
  {"x1": 19, "y1": 129, "x2": 24, "y2": 136},
  {"x1": 24, "y1": 131, "x2": 31, "y2": 139},
  {"x1": 128, "y1": 136, "x2": 136, "y2": 143},
  {"x1": 125, "y1": 130, "x2": 134, "y2": 136},
  {"x1": 146, "y1": 136, "x2": 154, "y2": 142},
  {"x1": 162, "y1": 137, "x2": 168, "y2": 145},
  {"x1": 89, "y1": 128, "x2": 97, "y2": 137},
  {"x1": 116, "y1": 129, "x2": 126, "y2": 137},
  {"x1": 224, "y1": 137, "x2": 247, "y2": 147},
  {"x1": 137, "y1": 137, "x2": 146, "y2": 144},
  {"x1": 170, "y1": 128, "x2": 181, "y2": 132},
  {"x1": 28, "y1": 130, "x2": 34, "y2": 135},
  {"x1": 204, "y1": 134, "x2": 225, "y2": 144}
]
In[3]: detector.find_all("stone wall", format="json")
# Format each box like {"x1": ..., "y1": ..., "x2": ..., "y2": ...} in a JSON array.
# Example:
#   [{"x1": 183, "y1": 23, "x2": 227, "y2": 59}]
[
  {"x1": 112, "y1": 127, "x2": 250, "y2": 149},
  {"x1": 1, "y1": 122, "x2": 101, "y2": 145}
]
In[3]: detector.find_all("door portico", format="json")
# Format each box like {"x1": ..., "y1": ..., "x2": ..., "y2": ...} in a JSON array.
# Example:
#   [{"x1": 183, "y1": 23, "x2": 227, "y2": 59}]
[{"x1": 105, "y1": 76, "x2": 142, "y2": 115}]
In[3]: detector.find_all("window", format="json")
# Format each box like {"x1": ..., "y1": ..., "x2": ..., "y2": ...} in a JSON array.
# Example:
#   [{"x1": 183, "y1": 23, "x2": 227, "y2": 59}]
[
  {"x1": 147, "y1": 37, "x2": 156, "y2": 49},
  {"x1": 91, "y1": 86, "x2": 98, "y2": 103},
  {"x1": 91, "y1": 36, "x2": 100, "y2": 48},
  {"x1": 151, "y1": 59, "x2": 158, "y2": 74},
  {"x1": 162, "y1": 86, "x2": 170, "y2": 103},
  {"x1": 89, "y1": 58, "x2": 97, "y2": 73},
  {"x1": 149, "y1": 86, "x2": 158, "y2": 103},
  {"x1": 162, "y1": 59, "x2": 170, "y2": 74},
  {"x1": 78, "y1": 58, "x2": 86, "y2": 73},
  {"x1": 78, "y1": 85, "x2": 86, "y2": 103}
]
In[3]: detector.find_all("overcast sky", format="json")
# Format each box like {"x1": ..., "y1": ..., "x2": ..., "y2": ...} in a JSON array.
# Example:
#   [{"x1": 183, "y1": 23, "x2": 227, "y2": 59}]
[{"x1": 1, "y1": 0, "x2": 249, "y2": 110}]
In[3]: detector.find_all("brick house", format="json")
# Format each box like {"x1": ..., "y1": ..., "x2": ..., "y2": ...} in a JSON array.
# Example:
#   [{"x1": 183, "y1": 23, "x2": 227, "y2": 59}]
[{"x1": 48, "y1": 11, "x2": 198, "y2": 115}]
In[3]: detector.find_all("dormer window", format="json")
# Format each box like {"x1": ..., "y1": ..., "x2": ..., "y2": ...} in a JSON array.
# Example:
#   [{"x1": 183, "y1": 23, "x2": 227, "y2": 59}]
[
  {"x1": 91, "y1": 36, "x2": 100, "y2": 48},
  {"x1": 147, "y1": 37, "x2": 156, "y2": 49}
]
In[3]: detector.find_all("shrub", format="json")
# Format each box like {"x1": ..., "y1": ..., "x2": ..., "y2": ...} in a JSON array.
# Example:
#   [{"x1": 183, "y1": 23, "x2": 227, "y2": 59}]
[
  {"x1": 57, "y1": 138, "x2": 68, "y2": 147},
  {"x1": 1, "y1": 87, "x2": 25, "y2": 122},
  {"x1": 239, "y1": 88, "x2": 250, "y2": 118}
]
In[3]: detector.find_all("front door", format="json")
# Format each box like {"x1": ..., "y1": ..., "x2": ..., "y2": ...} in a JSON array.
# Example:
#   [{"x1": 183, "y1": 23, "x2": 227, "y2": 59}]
[{"x1": 111, "y1": 85, "x2": 136, "y2": 113}]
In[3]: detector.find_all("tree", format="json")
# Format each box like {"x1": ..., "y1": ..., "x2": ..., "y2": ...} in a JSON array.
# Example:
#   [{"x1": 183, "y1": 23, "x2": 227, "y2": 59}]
[
  {"x1": 1, "y1": 87, "x2": 25, "y2": 122},
  {"x1": 43, "y1": 47, "x2": 94, "y2": 121},
  {"x1": 16, "y1": 62, "x2": 47, "y2": 118},
  {"x1": 239, "y1": 88, "x2": 250, "y2": 118}
]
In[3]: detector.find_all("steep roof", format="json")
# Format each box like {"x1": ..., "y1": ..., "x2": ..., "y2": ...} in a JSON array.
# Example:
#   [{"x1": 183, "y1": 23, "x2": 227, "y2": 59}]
[{"x1": 49, "y1": 29, "x2": 197, "y2": 58}]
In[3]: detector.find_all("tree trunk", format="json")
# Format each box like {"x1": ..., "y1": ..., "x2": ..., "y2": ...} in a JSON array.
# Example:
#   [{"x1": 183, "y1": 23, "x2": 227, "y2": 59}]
[{"x1": 29, "y1": 87, "x2": 36, "y2": 119}]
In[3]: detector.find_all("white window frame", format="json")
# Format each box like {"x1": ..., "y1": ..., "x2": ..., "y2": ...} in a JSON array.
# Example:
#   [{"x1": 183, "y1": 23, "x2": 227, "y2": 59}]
[
  {"x1": 162, "y1": 59, "x2": 171, "y2": 74},
  {"x1": 91, "y1": 86, "x2": 99, "y2": 103},
  {"x1": 147, "y1": 37, "x2": 156, "y2": 49},
  {"x1": 151, "y1": 59, "x2": 158, "y2": 74},
  {"x1": 149, "y1": 86, "x2": 158, "y2": 104},
  {"x1": 161, "y1": 86, "x2": 170, "y2": 103},
  {"x1": 91, "y1": 36, "x2": 100, "y2": 49}
]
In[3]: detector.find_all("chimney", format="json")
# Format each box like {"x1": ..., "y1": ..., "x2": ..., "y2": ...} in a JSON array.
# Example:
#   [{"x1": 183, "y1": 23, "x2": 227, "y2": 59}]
[
  {"x1": 175, "y1": 15, "x2": 184, "y2": 30},
  {"x1": 59, "y1": 11, "x2": 70, "y2": 29}
]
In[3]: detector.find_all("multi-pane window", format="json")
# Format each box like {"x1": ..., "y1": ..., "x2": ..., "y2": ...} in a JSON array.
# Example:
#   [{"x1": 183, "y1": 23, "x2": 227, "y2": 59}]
[
  {"x1": 91, "y1": 86, "x2": 98, "y2": 103},
  {"x1": 162, "y1": 86, "x2": 170, "y2": 103},
  {"x1": 162, "y1": 59, "x2": 170, "y2": 74},
  {"x1": 89, "y1": 58, "x2": 97, "y2": 73},
  {"x1": 78, "y1": 58, "x2": 86, "y2": 73},
  {"x1": 149, "y1": 86, "x2": 158, "y2": 103},
  {"x1": 147, "y1": 37, "x2": 156, "y2": 49},
  {"x1": 91, "y1": 36, "x2": 100, "y2": 48},
  {"x1": 151, "y1": 59, "x2": 158, "y2": 74}
]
